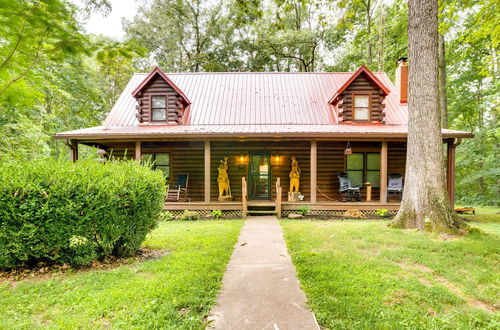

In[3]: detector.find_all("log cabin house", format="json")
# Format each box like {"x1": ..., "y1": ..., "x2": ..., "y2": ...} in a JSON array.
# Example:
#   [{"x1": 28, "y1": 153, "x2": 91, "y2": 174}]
[{"x1": 54, "y1": 59, "x2": 472, "y2": 217}]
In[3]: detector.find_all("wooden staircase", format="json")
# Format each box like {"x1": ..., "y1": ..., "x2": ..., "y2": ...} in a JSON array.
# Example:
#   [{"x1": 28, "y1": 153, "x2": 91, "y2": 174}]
[{"x1": 242, "y1": 177, "x2": 282, "y2": 218}]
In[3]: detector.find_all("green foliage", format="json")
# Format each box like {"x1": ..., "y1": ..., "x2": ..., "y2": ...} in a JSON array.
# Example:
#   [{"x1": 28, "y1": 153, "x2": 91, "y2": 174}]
[
  {"x1": 159, "y1": 211, "x2": 174, "y2": 221},
  {"x1": 0, "y1": 220, "x2": 244, "y2": 328},
  {"x1": 180, "y1": 210, "x2": 200, "y2": 221},
  {"x1": 211, "y1": 209, "x2": 223, "y2": 219},
  {"x1": 282, "y1": 220, "x2": 499, "y2": 328},
  {"x1": 298, "y1": 205, "x2": 310, "y2": 216},
  {"x1": 375, "y1": 208, "x2": 390, "y2": 218},
  {"x1": 0, "y1": 159, "x2": 166, "y2": 268}
]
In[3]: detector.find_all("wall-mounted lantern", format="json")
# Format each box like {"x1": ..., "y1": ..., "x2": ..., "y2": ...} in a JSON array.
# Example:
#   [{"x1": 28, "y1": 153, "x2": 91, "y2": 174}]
[
  {"x1": 238, "y1": 155, "x2": 247, "y2": 169},
  {"x1": 273, "y1": 155, "x2": 281, "y2": 164}
]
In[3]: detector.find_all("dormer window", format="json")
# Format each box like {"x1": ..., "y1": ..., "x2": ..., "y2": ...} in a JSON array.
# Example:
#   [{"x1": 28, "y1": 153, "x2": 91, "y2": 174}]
[
  {"x1": 353, "y1": 94, "x2": 370, "y2": 121},
  {"x1": 328, "y1": 66, "x2": 389, "y2": 123},
  {"x1": 132, "y1": 67, "x2": 190, "y2": 124},
  {"x1": 151, "y1": 95, "x2": 167, "y2": 121}
]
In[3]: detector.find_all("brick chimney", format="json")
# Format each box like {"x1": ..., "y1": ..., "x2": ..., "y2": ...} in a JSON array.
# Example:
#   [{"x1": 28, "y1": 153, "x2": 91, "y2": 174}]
[{"x1": 395, "y1": 57, "x2": 408, "y2": 103}]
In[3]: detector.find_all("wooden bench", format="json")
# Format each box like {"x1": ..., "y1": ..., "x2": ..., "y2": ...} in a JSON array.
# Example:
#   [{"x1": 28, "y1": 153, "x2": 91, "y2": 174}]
[{"x1": 455, "y1": 207, "x2": 476, "y2": 215}]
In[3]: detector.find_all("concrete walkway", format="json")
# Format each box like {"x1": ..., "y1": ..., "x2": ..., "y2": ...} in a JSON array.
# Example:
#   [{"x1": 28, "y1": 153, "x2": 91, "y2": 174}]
[{"x1": 208, "y1": 216, "x2": 319, "y2": 330}]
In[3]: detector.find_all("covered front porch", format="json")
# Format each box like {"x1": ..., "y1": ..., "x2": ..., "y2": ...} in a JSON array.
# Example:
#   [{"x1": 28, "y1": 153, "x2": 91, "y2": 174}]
[{"x1": 67, "y1": 137, "x2": 459, "y2": 216}]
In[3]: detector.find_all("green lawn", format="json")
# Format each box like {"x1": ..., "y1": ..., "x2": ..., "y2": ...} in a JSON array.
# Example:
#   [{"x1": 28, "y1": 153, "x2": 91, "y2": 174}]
[
  {"x1": 282, "y1": 220, "x2": 499, "y2": 329},
  {"x1": 459, "y1": 206, "x2": 500, "y2": 224},
  {"x1": 0, "y1": 220, "x2": 243, "y2": 329}
]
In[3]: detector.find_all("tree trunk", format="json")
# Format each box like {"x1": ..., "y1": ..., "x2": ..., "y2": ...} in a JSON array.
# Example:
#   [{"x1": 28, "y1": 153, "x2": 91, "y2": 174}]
[
  {"x1": 390, "y1": 0, "x2": 464, "y2": 233},
  {"x1": 366, "y1": 0, "x2": 373, "y2": 65},
  {"x1": 438, "y1": 33, "x2": 448, "y2": 128}
]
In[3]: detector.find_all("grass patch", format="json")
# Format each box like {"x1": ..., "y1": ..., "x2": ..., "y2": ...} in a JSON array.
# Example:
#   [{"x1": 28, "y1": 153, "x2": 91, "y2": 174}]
[
  {"x1": 0, "y1": 220, "x2": 243, "y2": 329},
  {"x1": 281, "y1": 220, "x2": 499, "y2": 329},
  {"x1": 459, "y1": 206, "x2": 500, "y2": 223}
]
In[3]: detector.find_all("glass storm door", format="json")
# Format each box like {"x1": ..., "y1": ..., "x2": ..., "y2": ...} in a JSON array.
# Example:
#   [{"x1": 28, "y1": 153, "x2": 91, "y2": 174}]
[{"x1": 248, "y1": 152, "x2": 271, "y2": 200}]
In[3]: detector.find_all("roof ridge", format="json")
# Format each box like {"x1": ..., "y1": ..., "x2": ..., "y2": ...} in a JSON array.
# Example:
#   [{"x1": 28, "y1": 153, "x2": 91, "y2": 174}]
[{"x1": 133, "y1": 71, "x2": 389, "y2": 75}]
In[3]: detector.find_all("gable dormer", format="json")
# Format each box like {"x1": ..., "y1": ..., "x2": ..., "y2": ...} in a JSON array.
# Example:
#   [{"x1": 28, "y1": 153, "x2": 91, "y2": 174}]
[
  {"x1": 132, "y1": 67, "x2": 190, "y2": 124},
  {"x1": 329, "y1": 66, "x2": 390, "y2": 123}
]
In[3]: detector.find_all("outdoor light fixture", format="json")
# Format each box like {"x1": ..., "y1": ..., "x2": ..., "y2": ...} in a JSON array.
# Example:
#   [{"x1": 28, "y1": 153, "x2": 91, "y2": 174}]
[
  {"x1": 274, "y1": 155, "x2": 281, "y2": 164},
  {"x1": 238, "y1": 155, "x2": 247, "y2": 169}
]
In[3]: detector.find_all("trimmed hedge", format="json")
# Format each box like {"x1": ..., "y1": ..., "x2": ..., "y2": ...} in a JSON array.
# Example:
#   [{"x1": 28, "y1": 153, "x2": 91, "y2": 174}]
[{"x1": 0, "y1": 159, "x2": 166, "y2": 268}]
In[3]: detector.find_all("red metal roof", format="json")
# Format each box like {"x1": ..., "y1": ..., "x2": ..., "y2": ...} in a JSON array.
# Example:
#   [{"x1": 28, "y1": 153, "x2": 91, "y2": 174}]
[
  {"x1": 103, "y1": 70, "x2": 407, "y2": 127},
  {"x1": 55, "y1": 69, "x2": 471, "y2": 139}
]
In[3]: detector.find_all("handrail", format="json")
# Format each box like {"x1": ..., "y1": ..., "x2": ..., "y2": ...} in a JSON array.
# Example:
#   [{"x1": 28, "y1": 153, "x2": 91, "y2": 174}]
[
  {"x1": 242, "y1": 177, "x2": 248, "y2": 218},
  {"x1": 275, "y1": 178, "x2": 282, "y2": 219}
]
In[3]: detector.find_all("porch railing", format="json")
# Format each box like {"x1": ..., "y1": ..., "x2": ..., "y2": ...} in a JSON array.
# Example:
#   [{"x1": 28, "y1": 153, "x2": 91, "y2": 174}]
[
  {"x1": 242, "y1": 177, "x2": 248, "y2": 218},
  {"x1": 275, "y1": 177, "x2": 282, "y2": 218}
]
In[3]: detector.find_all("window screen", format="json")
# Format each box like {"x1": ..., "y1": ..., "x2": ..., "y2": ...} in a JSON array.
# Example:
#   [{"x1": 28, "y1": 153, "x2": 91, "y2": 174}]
[
  {"x1": 347, "y1": 153, "x2": 364, "y2": 187},
  {"x1": 346, "y1": 152, "x2": 381, "y2": 188}
]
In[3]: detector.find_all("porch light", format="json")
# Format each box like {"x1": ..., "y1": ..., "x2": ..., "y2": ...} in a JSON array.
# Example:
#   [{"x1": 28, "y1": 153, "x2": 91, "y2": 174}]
[
  {"x1": 273, "y1": 155, "x2": 281, "y2": 164},
  {"x1": 238, "y1": 155, "x2": 247, "y2": 169},
  {"x1": 344, "y1": 142, "x2": 352, "y2": 155}
]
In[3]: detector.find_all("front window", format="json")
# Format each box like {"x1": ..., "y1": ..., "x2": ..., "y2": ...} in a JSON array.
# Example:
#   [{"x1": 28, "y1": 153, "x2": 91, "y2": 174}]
[
  {"x1": 353, "y1": 94, "x2": 370, "y2": 121},
  {"x1": 346, "y1": 152, "x2": 380, "y2": 188},
  {"x1": 143, "y1": 152, "x2": 170, "y2": 179},
  {"x1": 151, "y1": 95, "x2": 167, "y2": 121}
]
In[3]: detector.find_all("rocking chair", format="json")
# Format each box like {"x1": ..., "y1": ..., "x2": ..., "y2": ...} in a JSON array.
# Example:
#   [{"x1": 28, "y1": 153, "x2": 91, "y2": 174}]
[
  {"x1": 166, "y1": 173, "x2": 190, "y2": 202},
  {"x1": 387, "y1": 173, "x2": 403, "y2": 201},
  {"x1": 338, "y1": 172, "x2": 361, "y2": 201}
]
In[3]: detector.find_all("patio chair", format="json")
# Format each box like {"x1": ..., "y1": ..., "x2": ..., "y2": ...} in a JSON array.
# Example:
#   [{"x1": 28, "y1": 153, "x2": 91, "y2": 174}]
[
  {"x1": 387, "y1": 173, "x2": 403, "y2": 201},
  {"x1": 166, "y1": 173, "x2": 190, "y2": 202},
  {"x1": 338, "y1": 172, "x2": 361, "y2": 201}
]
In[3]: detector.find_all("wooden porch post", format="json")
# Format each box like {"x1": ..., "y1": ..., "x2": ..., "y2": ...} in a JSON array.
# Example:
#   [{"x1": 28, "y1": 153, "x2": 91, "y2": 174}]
[
  {"x1": 446, "y1": 139, "x2": 456, "y2": 206},
  {"x1": 310, "y1": 140, "x2": 317, "y2": 203},
  {"x1": 380, "y1": 141, "x2": 388, "y2": 203},
  {"x1": 135, "y1": 141, "x2": 142, "y2": 162},
  {"x1": 204, "y1": 141, "x2": 211, "y2": 203},
  {"x1": 70, "y1": 140, "x2": 78, "y2": 163}
]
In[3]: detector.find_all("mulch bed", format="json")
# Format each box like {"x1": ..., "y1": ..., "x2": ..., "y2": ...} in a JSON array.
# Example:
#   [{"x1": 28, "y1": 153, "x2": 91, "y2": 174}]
[{"x1": 0, "y1": 248, "x2": 169, "y2": 283}]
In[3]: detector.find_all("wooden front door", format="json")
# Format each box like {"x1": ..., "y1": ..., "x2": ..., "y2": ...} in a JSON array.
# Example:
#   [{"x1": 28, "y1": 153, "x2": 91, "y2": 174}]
[{"x1": 248, "y1": 152, "x2": 271, "y2": 200}]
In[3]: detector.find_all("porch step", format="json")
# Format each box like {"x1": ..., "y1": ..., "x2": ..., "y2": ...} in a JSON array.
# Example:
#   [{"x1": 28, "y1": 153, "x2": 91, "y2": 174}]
[
  {"x1": 247, "y1": 203, "x2": 277, "y2": 216},
  {"x1": 247, "y1": 210, "x2": 277, "y2": 215}
]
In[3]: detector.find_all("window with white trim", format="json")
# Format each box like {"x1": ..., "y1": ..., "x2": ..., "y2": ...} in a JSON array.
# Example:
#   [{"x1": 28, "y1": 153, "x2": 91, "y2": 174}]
[
  {"x1": 151, "y1": 95, "x2": 167, "y2": 121},
  {"x1": 353, "y1": 94, "x2": 370, "y2": 121}
]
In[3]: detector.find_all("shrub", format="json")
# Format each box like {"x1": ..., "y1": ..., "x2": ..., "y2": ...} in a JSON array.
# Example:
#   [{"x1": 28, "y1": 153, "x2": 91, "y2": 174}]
[
  {"x1": 180, "y1": 210, "x2": 200, "y2": 221},
  {"x1": 375, "y1": 209, "x2": 391, "y2": 218},
  {"x1": 0, "y1": 159, "x2": 166, "y2": 268},
  {"x1": 211, "y1": 209, "x2": 223, "y2": 219},
  {"x1": 298, "y1": 205, "x2": 310, "y2": 216},
  {"x1": 159, "y1": 211, "x2": 174, "y2": 221}
]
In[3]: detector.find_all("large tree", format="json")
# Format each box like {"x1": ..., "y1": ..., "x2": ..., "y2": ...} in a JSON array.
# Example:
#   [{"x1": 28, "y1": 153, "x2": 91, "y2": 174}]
[{"x1": 390, "y1": 0, "x2": 464, "y2": 232}]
